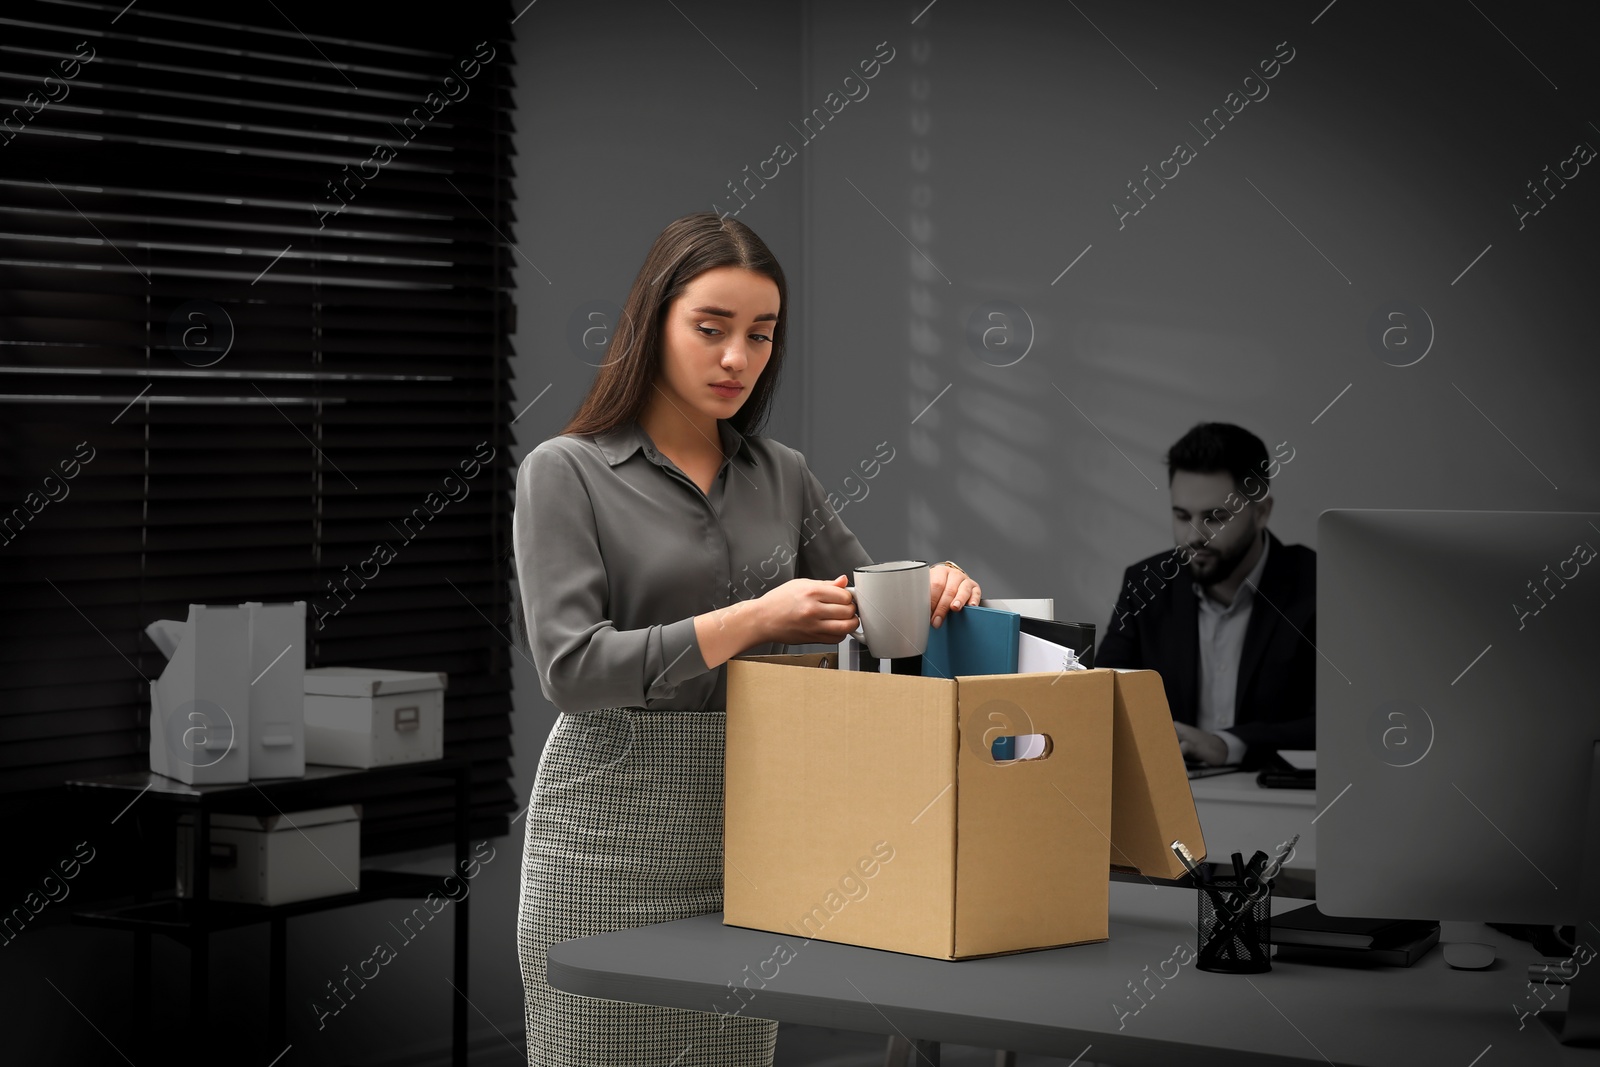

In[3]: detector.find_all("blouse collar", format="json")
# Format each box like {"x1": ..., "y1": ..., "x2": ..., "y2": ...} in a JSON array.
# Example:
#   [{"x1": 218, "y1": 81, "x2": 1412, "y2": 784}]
[{"x1": 593, "y1": 418, "x2": 759, "y2": 468}]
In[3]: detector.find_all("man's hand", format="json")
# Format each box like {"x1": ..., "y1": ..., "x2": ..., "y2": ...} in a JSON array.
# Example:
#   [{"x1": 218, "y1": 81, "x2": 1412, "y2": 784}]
[{"x1": 1174, "y1": 722, "x2": 1229, "y2": 765}]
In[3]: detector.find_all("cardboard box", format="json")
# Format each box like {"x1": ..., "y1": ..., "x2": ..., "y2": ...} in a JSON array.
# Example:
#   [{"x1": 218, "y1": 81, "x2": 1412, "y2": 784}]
[
  {"x1": 303, "y1": 667, "x2": 445, "y2": 768},
  {"x1": 724, "y1": 653, "x2": 1112, "y2": 959},
  {"x1": 177, "y1": 804, "x2": 360, "y2": 906},
  {"x1": 1105, "y1": 668, "x2": 1207, "y2": 879},
  {"x1": 723, "y1": 655, "x2": 1204, "y2": 960}
]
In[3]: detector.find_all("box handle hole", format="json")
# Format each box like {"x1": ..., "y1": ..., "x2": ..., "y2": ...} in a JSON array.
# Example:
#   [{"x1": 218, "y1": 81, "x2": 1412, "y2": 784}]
[
  {"x1": 991, "y1": 734, "x2": 1052, "y2": 762},
  {"x1": 395, "y1": 706, "x2": 419, "y2": 731}
]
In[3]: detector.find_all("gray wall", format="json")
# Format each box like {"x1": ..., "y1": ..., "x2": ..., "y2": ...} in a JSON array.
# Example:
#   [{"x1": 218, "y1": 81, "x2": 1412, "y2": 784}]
[{"x1": 794, "y1": 0, "x2": 1598, "y2": 627}]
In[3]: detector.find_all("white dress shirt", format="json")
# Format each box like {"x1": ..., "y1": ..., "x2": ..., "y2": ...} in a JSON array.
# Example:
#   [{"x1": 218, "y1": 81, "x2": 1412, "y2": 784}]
[{"x1": 1192, "y1": 536, "x2": 1270, "y2": 765}]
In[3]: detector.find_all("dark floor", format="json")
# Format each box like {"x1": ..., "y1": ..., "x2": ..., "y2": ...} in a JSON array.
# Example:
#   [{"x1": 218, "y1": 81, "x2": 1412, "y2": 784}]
[{"x1": 774, "y1": 1024, "x2": 1098, "y2": 1066}]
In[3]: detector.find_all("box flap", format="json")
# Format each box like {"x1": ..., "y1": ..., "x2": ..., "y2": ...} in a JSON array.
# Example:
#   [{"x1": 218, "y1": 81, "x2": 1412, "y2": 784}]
[
  {"x1": 724, "y1": 654, "x2": 958, "y2": 959},
  {"x1": 952, "y1": 670, "x2": 1113, "y2": 957},
  {"x1": 180, "y1": 804, "x2": 361, "y2": 832},
  {"x1": 1105, "y1": 669, "x2": 1206, "y2": 878},
  {"x1": 304, "y1": 666, "x2": 447, "y2": 697}
]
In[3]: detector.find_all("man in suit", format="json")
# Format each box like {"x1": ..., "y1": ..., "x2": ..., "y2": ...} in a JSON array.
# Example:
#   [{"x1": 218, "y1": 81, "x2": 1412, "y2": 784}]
[{"x1": 1096, "y1": 423, "x2": 1315, "y2": 769}]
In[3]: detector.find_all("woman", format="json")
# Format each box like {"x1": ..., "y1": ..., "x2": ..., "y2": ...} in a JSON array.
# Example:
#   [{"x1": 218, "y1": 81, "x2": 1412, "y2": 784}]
[{"x1": 510, "y1": 212, "x2": 981, "y2": 1065}]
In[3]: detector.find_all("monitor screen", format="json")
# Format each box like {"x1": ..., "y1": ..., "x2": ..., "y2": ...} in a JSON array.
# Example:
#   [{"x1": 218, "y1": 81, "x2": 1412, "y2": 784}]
[{"x1": 1317, "y1": 509, "x2": 1599, "y2": 925}]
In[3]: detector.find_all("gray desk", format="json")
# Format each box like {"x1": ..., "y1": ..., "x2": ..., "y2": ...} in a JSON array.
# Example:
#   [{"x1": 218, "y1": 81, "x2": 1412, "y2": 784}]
[
  {"x1": 548, "y1": 881, "x2": 1599, "y2": 1066},
  {"x1": 1189, "y1": 770, "x2": 1318, "y2": 869}
]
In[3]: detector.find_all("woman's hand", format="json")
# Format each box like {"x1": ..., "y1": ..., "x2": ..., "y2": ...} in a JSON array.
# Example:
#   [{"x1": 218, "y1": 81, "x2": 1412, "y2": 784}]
[
  {"x1": 753, "y1": 575, "x2": 861, "y2": 645},
  {"x1": 929, "y1": 564, "x2": 981, "y2": 628}
]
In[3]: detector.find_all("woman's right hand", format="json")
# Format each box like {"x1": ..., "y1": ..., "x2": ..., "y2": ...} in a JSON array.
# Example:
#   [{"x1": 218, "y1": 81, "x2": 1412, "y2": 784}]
[{"x1": 754, "y1": 574, "x2": 860, "y2": 645}]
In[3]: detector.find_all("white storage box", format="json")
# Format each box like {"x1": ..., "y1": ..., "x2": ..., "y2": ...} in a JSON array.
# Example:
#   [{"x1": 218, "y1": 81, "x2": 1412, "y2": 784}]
[
  {"x1": 177, "y1": 804, "x2": 361, "y2": 906},
  {"x1": 303, "y1": 666, "x2": 446, "y2": 768}
]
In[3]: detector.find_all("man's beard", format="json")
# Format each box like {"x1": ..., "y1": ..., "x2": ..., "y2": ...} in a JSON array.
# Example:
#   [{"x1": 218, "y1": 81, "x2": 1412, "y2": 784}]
[{"x1": 1185, "y1": 528, "x2": 1259, "y2": 587}]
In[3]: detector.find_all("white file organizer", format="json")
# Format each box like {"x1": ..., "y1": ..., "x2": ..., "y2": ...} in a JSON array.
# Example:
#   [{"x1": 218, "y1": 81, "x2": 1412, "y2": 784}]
[
  {"x1": 148, "y1": 604, "x2": 250, "y2": 784},
  {"x1": 243, "y1": 601, "x2": 306, "y2": 780},
  {"x1": 146, "y1": 601, "x2": 307, "y2": 784}
]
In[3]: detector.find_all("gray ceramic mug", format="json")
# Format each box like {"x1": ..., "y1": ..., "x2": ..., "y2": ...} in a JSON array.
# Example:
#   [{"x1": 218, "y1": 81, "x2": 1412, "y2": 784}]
[{"x1": 848, "y1": 560, "x2": 930, "y2": 659}]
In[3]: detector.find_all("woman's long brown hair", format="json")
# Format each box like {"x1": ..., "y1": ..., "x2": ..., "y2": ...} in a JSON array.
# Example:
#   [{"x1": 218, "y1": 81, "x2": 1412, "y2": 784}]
[
  {"x1": 560, "y1": 211, "x2": 788, "y2": 438},
  {"x1": 510, "y1": 212, "x2": 790, "y2": 653}
]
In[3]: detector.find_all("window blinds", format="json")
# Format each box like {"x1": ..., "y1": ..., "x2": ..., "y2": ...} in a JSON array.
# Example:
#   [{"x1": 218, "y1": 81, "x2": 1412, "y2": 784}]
[{"x1": 0, "y1": 0, "x2": 518, "y2": 854}]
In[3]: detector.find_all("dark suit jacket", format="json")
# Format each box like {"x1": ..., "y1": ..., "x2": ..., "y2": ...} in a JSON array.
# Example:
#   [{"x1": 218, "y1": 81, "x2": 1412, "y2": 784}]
[{"x1": 1096, "y1": 530, "x2": 1316, "y2": 768}]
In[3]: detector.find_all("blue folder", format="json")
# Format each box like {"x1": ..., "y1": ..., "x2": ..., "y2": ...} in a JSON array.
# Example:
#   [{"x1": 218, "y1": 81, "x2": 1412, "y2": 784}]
[{"x1": 920, "y1": 604, "x2": 1022, "y2": 679}]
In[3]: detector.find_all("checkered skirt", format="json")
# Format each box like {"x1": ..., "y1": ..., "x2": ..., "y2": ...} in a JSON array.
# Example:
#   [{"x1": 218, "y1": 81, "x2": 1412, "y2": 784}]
[{"x1": 517, "y1": 706, "x2": 777, "y2": 1066}]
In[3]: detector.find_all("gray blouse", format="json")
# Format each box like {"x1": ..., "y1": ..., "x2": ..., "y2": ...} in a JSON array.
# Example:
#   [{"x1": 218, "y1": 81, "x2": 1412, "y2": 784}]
[{"x1": 513, "y1": 418, "x2": 878, "y2": 714}]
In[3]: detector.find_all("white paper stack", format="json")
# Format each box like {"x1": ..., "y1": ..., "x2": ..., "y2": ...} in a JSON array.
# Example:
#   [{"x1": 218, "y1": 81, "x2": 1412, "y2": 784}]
[
  {"x1": 1017, "y1": 630, "x2": 1086, "y2": 675},
  {"x1": 983, "y1": 598, "x2": 1055, "y2": 621}
]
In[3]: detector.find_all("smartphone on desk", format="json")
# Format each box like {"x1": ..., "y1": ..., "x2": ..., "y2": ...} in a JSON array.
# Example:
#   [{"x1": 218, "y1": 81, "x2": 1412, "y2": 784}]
[
  {"x1": 1255, "y1": 751, "x2": 1316, "y2": 789},
  {"x1": 1256, "y1": 766, "x2": 1316, "y2": 788}
]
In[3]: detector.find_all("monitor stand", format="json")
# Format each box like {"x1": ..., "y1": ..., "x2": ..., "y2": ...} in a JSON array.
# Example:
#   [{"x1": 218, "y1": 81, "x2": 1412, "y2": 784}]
[{"x1": 1541, "y1": 740, "x2": 1600, "y2": 1046}]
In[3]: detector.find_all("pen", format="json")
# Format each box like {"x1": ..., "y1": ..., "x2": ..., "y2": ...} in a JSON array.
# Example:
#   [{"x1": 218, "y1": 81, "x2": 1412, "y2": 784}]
[
  {"x1": 1213, "y1": 850, "x2": 1270, "y2": 932},
  {"x1": 1232, "y1": 850, "x2": 1270, "y2": 902},
  {"x1": 1170, "y1": 839, "x2": 1206, "y2": 882},
  {"x1": 1237, "y1": 834, "x2": 1298, "y2": 903},
  {"x1": 1170, "y1": 840, "x2": 1230, "y2": 913},
  {"x1": 1530, "y1": 961, "x2": 1577, "y2": 984},
  {"x1": 1216, "y1": 852, "x2": 1247, "y2": 911}
]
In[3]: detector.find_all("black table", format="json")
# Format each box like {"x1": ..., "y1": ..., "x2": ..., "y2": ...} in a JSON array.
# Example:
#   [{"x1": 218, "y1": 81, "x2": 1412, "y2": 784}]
[{"x1": 67, "y1": 759, "x2": 473, "y2": 1067}]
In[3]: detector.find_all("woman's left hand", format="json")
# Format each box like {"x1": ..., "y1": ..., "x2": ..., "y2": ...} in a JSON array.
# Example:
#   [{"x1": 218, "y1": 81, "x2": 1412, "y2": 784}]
[{"x1": 929, "y1": 564, "x2": 981, "y2": 628}]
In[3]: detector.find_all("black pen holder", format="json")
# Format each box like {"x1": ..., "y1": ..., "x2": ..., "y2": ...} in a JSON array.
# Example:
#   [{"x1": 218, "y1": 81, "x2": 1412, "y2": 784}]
[{"x1": 1195, "y1": 875, "x2": 1273, "y2": 974}]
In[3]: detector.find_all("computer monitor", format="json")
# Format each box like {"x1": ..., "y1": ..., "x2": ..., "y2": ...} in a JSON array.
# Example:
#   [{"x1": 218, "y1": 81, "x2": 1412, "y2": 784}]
[{"x1": 1318, "y1": 510, "x2": 1600, "y2": 1042}]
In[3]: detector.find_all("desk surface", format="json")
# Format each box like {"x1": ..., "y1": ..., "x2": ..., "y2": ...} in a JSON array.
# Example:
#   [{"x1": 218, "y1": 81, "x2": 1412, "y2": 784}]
[
  {"x1": 548, "y1": 881, "x2": 1595, "y2": 1066},
  {"x1": 1189, "y1": 771, "x2": 1319, "y2": 870},
  {"x1": 1188, "y1": 770, "x2": 1318, "y2": 807}
]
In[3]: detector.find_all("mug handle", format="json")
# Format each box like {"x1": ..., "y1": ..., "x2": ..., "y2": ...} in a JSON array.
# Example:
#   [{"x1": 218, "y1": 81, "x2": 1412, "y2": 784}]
[{"x1": 845, "y1": 586, "x2": 865, "y2": 641}]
